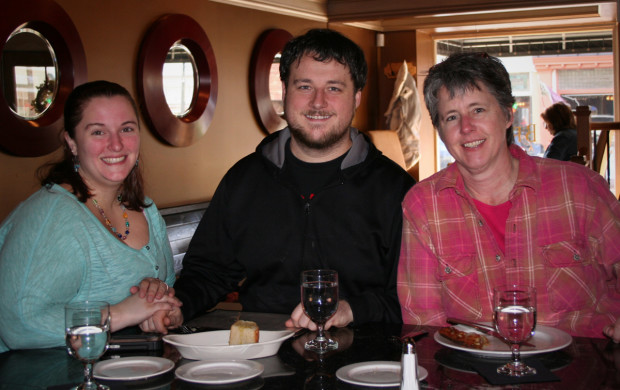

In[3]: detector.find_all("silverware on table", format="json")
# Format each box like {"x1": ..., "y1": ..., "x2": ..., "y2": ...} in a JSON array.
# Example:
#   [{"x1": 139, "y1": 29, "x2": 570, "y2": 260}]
[
  {"x1": 177, "y1": 324, "x2": 194, "y2": 334},
  {"x1": 290, "y1": 327, "x2": 309, "y2": 338},
  {"x1": 175, "y1": 324, "x2": 203, "y2": 334},
  {"x1": 388, "y1": 330, "x2": 429, "y2": 346},
  {"x1": 401, "y1": 330, "x2": 429, "y2": 342},
  {"x1": 446, "y1": 317, "x2": 535, "y2": 347}
]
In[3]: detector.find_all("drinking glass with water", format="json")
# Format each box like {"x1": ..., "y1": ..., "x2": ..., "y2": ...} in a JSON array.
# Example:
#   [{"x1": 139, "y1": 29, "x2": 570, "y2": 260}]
[
  {"x1": 65, "y1": 301, "x2": 111, "y2": 390},
  {"x1": 301, "y1": 269, "x2": 339, "y2": 353}
]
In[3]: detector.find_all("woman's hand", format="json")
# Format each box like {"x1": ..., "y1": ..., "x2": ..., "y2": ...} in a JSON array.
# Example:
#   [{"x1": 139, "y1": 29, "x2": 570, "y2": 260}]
[
  {"x1": 129, "y1": 277, "x2": 175, "y2": 302},
  {"x1": 285, "y1": 300, "x2": 353, "y2": 330},
  {"x1": 110, "y1": 293, "x2": 182, "y2": 332}
]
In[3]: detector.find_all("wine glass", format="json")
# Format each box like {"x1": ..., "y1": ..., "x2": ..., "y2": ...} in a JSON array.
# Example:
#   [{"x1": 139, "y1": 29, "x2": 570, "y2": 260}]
[
  {"x1": 493, "y1": 285, "x2": 537, "y2": 376},
  {"x1": 65, "y1": 301, "x2": 111, "y2": 390},
  {"x1": 301, "y1": 269, "x2": 339, "y2": 353}
]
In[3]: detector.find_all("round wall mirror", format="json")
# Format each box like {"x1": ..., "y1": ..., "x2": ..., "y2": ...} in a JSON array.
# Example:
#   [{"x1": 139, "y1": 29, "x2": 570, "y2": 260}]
[
  {"x1": 0, "y1": 0, "x2": 87, "y2": 157},
  {"x1": 250, "y1": 29, "x2": 292, "y2": 134},
  {"x1": 138, "y1": 14, "x2": 218, "y2": 147},
  {"x1": 3, "y1": 28, "x2": 58, "y2": 120},
  {"x1": 163, "y1": 42, "x2": 197, "y2": 117}
]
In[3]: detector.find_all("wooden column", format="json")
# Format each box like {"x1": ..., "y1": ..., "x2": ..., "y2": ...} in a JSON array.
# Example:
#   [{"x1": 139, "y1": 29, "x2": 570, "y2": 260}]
[{"x1": 575, "y1": 105, "x2": 592, "y2": 167}]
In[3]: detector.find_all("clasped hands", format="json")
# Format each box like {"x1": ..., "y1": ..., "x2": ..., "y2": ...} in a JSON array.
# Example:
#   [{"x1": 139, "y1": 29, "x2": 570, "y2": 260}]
[{"x1": 125, "y1": 278, "x2": 183, "y2": 334}]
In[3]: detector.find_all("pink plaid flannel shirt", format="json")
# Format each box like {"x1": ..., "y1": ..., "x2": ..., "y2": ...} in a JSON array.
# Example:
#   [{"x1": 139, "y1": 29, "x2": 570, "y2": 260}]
[{"x1": 398, "y1": 145, "x2": 620, "y2": 338}]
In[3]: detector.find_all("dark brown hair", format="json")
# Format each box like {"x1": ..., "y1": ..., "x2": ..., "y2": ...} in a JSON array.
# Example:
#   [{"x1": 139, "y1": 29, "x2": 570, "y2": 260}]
[
  {"x1": 279, "y1": 28, "x2": 367, "y2": 92},
  {"x1": 541, "y1": 102, "x2": 576, "y2": 135},
  {"x1": 38, "y1": 80, "x2": 149, "y2": 210}
]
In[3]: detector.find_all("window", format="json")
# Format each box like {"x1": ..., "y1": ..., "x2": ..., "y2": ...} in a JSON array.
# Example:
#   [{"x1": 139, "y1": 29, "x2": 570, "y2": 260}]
[{"x1": 435, "y1": 31, "x2": 614, "y2": 171}]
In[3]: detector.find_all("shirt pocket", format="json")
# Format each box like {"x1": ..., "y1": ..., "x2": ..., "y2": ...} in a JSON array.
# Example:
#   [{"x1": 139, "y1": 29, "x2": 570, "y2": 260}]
[
  {"x1": 436, "y1": 253, "x2": 482, "y2": 317},
  {"x1": 542, "y1": 240, "x2": 596, "y2": 312}
]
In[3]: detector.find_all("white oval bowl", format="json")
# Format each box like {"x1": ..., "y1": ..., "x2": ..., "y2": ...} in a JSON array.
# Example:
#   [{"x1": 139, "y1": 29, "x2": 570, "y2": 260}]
[{"x1": 163, "y1": 330, "x2": 295, "y2": 360}]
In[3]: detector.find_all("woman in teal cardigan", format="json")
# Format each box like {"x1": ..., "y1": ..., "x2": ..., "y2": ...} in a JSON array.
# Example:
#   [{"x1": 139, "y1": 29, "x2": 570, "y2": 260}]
[{"x1": 0, "y1": 81, "x2": 180, "y2": 352}]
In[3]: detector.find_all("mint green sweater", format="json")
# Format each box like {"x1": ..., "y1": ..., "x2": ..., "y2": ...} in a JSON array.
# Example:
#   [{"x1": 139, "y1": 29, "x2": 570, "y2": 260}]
[{"x1": 0, "y1": 185, "x2": 174, "y2": 352}]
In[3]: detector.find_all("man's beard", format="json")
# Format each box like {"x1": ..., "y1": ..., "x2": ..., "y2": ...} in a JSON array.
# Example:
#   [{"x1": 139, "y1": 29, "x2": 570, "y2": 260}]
[{"x1": 286, "y1": 111, "x2": 353, "y2": 150}]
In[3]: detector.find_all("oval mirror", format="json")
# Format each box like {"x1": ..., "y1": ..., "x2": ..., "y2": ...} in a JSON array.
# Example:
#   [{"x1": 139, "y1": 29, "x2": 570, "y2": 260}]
[
  {"x1": 0, "y1": 0, "x2": 87, "y2": 157},
  {"x1": 3, "y1": 28, "x2": 58, "y2": 120},
  {"x1": 138, "y1": 14, "x2": 218, "y2": 147},
  {"x1": 250, "y1": 29, "x2": 292, "y2": 134},
  {"x1": 163, "y1": 42, "x2": 197, "y2": 117}
]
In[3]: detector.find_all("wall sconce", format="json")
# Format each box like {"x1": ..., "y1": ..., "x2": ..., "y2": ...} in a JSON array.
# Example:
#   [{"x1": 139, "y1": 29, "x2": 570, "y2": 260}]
[{"x1": 376, "y1": 33, "x2": 385, "y2": 48}]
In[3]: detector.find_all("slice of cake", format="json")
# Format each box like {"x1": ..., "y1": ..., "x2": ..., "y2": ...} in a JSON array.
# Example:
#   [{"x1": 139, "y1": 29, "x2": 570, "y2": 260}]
[{"x1": 229, "y1": 320, "x2": 259, "y2": 345}]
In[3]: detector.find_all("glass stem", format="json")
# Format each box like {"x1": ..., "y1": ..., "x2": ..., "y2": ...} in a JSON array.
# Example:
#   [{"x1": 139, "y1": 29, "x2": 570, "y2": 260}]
[
  {"x1": 511, "y1": 343, "x2": 522, "y2": 367},
  {"x1": 315, "y1": 322, "x2": 326, "y2": 342},
  {"x1": 83, "y1": 361, "x2": 95, "y2": 388}
]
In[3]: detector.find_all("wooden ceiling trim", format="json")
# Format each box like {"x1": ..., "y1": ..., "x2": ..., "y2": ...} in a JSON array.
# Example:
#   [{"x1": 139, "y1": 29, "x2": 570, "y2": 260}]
[
  {"x1": 378, "y1": 6, "x2": 601, "y2": 31},
  {"x1": 326, "y1": 0, "x2": 611, "y2": 22},
  {"x1": 210, "y1": 0, "x2": 328, "y2": 22}
]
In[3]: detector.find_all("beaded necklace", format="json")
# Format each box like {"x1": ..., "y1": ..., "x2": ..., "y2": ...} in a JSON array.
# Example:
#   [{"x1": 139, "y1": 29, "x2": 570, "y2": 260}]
[{"x1": 91, "y1": 198, "x2": 130, "y2": 240}]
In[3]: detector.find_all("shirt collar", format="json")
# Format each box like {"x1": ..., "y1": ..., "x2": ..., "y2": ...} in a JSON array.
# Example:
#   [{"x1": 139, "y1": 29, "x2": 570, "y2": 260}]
[
  {"x1": 261, "y1": 127, "x2": 369, "y2": 170},
  {"x1": 509, "y1": 144, "x2": 540, "y2": 193},
  {"x1": 435, "y1": 144, "x2": 540, "y2": 195}
]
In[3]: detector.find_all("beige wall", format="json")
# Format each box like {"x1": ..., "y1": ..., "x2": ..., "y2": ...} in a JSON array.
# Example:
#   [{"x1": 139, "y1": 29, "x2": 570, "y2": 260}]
[
  {"x1": 0, "y1": 0, "x2": 378, "y2": 221},
  {"x1": 414, "y1": 31, "x2": 437, "y2": 180}
]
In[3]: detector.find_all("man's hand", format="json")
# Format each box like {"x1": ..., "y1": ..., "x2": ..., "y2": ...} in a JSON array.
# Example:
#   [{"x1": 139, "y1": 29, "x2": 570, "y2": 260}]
[
  {"x1": 285, "y1": 300, "x2": 353, "y2": 330},
  {"x1": 603, "y1": 318, "x2": 620, "y2": 343},
  {"x1": 129, "y1": 277, "x2": 176, "y2": 302}
]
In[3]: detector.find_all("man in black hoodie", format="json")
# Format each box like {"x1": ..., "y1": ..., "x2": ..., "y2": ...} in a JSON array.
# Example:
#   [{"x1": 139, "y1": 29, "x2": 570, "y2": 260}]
[{"x1": 146, "y1": 28, "x2": 414, "y2": 332}]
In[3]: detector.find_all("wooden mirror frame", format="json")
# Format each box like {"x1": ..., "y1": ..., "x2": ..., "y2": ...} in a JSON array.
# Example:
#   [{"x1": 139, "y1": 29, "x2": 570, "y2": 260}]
[
  {"x1": 138, "y1": 14, "x2": 218, "y2": 147},
  {"x1": 250, "y1": 29, "x2": 292, "y2": 134},
  {"x1": 0, "y1": 0, "x2": 87, "y2": 157}
]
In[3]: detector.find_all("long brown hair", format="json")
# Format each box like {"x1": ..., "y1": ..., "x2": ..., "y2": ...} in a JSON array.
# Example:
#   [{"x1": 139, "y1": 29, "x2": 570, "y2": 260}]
[{"x1": 38, "y1": 80, "x2": 150, "y2": 211}]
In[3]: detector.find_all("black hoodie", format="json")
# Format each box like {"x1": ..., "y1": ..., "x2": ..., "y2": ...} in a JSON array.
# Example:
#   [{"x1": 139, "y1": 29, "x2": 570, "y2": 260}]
[{"x1": 174, "y1": 127, "x2": 415, "y2": 325}]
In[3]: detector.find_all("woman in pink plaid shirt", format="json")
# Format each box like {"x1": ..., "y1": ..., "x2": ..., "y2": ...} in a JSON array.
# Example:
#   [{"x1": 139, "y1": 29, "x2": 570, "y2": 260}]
[{"x1": 397, "y1": 52, "x2": 620, "y2": 341}]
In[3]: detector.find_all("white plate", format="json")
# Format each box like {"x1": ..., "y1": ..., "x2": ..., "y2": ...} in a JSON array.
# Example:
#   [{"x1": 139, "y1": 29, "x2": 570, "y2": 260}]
[
  {"x1": 163, "y1": 330, "x2": 294, "y2": 360},
  {"x1": 93, "y1": 357, "x2": 174, "y2": 380},
  {"x1": 336, "y1": 361, "x2": 428, "y2": 387},
  {"x1": 434, "y1": 324, "x2": 573, "y2": 357},
  {"x1": 175, "y1": 359, "x2": 264, "y2": 384}
]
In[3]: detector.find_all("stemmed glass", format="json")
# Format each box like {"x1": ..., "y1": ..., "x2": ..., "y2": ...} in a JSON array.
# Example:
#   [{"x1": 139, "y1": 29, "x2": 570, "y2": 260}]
[
  {"x1": 301, "y1": 269, "x2": 339, "y2": 353},
  {"x1": 493, "y1": 285, "x2": 537, "y2": 376},
  {"x1": 304, "y1": 353, "x2": 332, "y2": 390},
  {"x1": 65, "y1": 301, "x2": 111, "y2": 390}
]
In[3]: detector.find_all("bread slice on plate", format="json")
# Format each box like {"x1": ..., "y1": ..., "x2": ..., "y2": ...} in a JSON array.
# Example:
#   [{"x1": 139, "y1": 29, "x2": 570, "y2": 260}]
[{"x1": 229, "y1": 320, "x2": 259, "y2": 345}]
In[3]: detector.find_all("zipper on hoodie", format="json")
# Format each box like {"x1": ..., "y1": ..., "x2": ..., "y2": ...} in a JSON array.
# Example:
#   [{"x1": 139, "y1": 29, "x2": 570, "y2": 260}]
[{"x1": 301, "y1": 193, "x2": 315, "y2": 215}]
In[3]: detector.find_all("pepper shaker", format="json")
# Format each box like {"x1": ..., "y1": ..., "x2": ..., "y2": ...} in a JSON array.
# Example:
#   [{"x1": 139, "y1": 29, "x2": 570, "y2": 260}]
[{"x1": 401, "y1": 337, "x2": 420, "y2": 390}]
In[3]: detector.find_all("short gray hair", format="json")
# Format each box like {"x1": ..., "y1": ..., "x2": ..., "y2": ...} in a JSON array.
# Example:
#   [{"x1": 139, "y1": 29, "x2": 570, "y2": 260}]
[{"x1": 423, "y1": 52, "x2": 515, "y2": 146}]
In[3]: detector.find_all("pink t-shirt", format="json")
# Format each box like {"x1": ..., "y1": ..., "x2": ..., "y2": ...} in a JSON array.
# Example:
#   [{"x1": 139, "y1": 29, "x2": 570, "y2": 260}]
[{"x1": 472, "y1": 198, "x2": 511, "y2": 253}]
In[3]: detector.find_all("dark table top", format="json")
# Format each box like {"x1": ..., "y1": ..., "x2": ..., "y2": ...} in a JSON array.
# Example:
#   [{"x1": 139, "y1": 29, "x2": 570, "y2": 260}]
[{"x1": 1, "y1": 311, "x2": 619, "y2": 389}]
